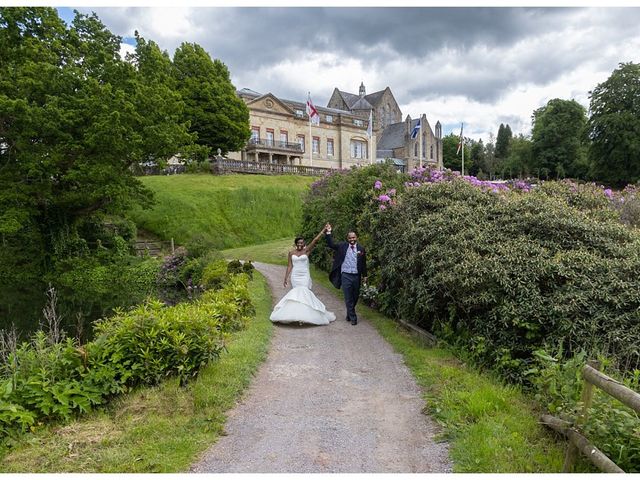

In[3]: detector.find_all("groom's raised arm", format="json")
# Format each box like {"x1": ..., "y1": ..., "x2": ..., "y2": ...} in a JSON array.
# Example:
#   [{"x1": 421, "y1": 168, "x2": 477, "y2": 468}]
[{"x1": 324, "y1": 225, "x2": 338, "y2": 250}]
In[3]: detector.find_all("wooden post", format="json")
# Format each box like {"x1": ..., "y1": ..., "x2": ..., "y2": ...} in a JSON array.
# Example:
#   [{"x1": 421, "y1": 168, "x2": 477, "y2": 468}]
[
  {"x1": 563, "y1": 359, "x2": 601, "y2": 472},
  {"x1": 171, "y1": 238, "x2": 175, "y2": 254}
]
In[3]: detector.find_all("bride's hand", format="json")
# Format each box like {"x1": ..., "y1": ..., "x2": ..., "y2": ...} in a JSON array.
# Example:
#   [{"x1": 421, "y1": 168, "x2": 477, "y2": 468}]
[{"x1": 283, "y1": 278, "x2": 288, "y2": 288}]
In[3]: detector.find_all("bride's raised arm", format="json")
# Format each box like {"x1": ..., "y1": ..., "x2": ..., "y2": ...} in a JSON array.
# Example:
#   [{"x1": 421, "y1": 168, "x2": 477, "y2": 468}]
[{"x1": 305, "y1": 226, "x2": 327, "y2": 255}]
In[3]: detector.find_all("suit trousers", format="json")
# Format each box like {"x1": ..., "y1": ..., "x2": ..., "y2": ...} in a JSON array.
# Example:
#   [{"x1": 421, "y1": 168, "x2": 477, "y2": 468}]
[{"x1": 341, "y1": 272, "x2": 361, "y2": 323}]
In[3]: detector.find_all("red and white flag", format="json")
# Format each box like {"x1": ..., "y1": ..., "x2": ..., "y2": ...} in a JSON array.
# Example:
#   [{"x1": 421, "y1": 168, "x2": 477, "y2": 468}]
[
  {"x1": 306, "y1": 93, "x2": 320, "y2": 126},
  {"x1": 456, "y1": 123, "x2": 464, "y2": 155}
]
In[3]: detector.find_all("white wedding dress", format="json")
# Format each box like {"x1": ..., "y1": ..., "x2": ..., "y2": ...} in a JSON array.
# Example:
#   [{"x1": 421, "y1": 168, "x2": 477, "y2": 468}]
[{"x1": 270, "y1": 254, "x2": 336, "y2": 325}]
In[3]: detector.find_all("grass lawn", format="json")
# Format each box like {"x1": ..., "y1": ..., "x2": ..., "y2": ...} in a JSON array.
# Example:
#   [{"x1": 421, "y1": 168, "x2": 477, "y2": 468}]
[
  {"x1": 0, "y1": 273, "x2": 274, "y2": 473},
  {"x1": 221, "y1": 237, "x2": 292, "y2": 266},
  {"x1": 130, "y1": 174, "x2": 315, "y2": 250}
]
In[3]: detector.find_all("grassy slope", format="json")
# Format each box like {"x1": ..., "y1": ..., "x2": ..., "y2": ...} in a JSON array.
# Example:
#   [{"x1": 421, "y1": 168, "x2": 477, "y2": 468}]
[
  {"x1": 0, "y1": 274, "x2": 273, "y2": 473},
  {"x1": 129, "y1": 174, "x2": 315, "y2": 250}
]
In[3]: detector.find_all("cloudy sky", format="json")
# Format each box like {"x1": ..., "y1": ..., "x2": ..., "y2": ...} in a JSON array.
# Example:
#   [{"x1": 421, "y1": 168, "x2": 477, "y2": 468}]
[{"x1": 56, "y1": 5, "x2": 640, "y2": 142}]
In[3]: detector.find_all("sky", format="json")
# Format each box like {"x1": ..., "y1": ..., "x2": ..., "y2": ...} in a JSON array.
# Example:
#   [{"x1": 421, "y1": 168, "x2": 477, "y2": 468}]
[{"x1": 54, "y1": 5, "x2": 640, "y2": 143}]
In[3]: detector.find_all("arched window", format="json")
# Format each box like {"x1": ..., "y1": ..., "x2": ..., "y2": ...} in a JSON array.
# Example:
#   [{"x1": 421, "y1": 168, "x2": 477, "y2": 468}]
[{"x1": 350, "y1": 139, "x2": 368, "y2": 159}]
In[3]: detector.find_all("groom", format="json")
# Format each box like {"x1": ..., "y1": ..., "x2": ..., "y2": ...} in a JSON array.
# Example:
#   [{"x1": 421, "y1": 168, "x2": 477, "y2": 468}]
[{"x1": 324, "y1": 223, "x2": 367, "y2": 325}]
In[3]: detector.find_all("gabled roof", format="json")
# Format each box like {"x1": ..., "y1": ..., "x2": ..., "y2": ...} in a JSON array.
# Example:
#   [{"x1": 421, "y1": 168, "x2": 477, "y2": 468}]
[
  {"x1": 351, "y1": 97, "x2": 373, "y2": 110},
  {"x1": 336, "y1": 88, "x2": 387, "y2": 109},
  {"x1": 336, "y1": 90, "x2": 361, "y2": 109}
]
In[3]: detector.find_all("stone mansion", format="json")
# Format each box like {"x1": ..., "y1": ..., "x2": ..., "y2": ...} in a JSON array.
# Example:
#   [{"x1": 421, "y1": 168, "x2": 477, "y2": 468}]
[{"x1": 227, "y1": 83, "x2": 443, "y2": 172}]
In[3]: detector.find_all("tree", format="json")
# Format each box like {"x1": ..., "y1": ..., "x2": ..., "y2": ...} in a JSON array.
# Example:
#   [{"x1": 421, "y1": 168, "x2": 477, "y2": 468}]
[
  {"x1": 531, "y1": 98, "x2": 588, "y2": 180},
  {"x1": 0, "y1": 8, "x2": 194, "y2": 328},
  {"x1": 588, "y1": 62, "x2": 640, "y2": 186},
  {"x1": 495, "y1": 123, "x2": 513, "y2": 159},
  {"x1": 502, "y1": 134, "x2": 533, "y2": 178},
  {"x1": 173, "y1": 42, "x2": 250, "y2": 156},
  {"x1": 468, "y1": 139, "x2": 485, "y2": 177},
  {"x1": 442, "y1": 132, "x2": 471, "y2": 173}
]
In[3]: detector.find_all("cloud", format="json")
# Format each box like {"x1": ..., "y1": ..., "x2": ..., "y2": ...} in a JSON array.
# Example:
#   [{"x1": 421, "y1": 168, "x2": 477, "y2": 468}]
[{"x1": 69, "y1": 6, "x2": 640, "y2": 142}]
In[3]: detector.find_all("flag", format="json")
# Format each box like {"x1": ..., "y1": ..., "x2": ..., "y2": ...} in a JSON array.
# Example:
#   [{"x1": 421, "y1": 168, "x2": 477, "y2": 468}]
[
  {"x1": 456, "y1": 123, "x2": 464, "y2": 155},
  {"x1": 367, "y1": 110, "x2": 373, "y2": 138},
  {"x1": 306, "y1": 93, "x2": 320, "y2": 126},
  {"x1": 410, "y1": 118, "x2": 421, "y2": 139}
]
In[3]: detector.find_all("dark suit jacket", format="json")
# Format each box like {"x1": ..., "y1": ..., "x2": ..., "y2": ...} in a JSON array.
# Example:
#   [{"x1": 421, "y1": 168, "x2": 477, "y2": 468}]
[{"x1": 325, "y1": 233, "x2": 367, "y2": 289}]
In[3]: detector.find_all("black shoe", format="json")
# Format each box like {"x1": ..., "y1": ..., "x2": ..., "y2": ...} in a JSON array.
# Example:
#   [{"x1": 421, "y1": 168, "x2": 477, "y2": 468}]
[
  {"x1": 351, "y1": 319, "x2": 357, "y2": 325},
  {"x1": 345, "y1": 316, "x2": 350, "y2": 322}
]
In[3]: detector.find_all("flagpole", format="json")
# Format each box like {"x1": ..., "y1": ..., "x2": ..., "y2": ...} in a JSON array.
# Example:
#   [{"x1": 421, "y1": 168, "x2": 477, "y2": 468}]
[
  {"x1": 309, "y1": 116, "x2": 312, "y2": 167},
  {"x1": 461, "y1": 122, "x2": 464, "y2": 176},
  {"x1": 419, "y1": 115, "x2": 423, "y2": 168}
]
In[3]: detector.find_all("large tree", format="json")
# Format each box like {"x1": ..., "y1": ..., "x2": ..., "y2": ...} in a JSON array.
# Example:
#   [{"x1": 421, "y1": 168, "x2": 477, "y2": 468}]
[
  {"x1": 173, "y1": 42, "x2": 250, "y2": 156},
  {"x1": 588, "y1": 62, "x2": 640, "y2": 186},
  {"x1": 0, "y1": 8, "x2": 193, "y2": 328},
  {"x1": 531, "y1": 98, "x2": 588, "y2": 180}
]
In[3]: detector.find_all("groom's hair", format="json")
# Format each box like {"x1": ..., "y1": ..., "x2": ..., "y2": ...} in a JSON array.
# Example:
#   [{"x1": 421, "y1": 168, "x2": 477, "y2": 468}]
[{"x1": 294, "y1": 236, "x2": 305, "y2": 244}]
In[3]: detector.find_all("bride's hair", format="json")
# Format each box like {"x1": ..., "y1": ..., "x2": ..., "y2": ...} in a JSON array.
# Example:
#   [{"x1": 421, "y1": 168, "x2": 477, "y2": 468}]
[{"x1": 294, "y1": 237, "x2": 305, "y2": 245}]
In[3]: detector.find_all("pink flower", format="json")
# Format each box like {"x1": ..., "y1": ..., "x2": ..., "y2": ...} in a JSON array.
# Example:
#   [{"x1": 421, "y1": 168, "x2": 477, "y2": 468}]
[
  {"x1": 379, "y1": 204, "x2": 387, "y2": 210},
  {"x1": 378, "y1": 194, "x2": 391, "y2": 202},
  {"x1": 604, "y1": 188, "x2": 613, "y2": 199},
  {"x1": 388, "y1": 188, "x2": 396, "y2": 195},
  {"x1": 374, "y1": 180, "x2": 382, "y2": 189}
]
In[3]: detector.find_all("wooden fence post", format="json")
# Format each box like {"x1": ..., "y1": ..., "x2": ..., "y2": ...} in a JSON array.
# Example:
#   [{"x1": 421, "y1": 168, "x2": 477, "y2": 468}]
[
  {"x1": 563, "y1": 359, "x2": 601, "y2": 472},
  {"x1": 171, "y1": 238, "x2": 175, "y2": 254}
]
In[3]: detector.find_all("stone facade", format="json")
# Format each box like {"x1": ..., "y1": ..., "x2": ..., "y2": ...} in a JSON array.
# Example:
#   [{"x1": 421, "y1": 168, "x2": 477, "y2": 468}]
[
  {"x1": 229, "y1": 83, "x2": 442, "y2": 172},
  {"x1": 227, "y1": 89, "x2": 375, "y2": 169}
]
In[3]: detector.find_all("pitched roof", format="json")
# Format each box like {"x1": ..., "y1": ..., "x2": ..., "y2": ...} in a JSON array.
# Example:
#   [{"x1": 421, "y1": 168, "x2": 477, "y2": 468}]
[
  {"x1": 337, "y1": 90, "x2": 361, "y2": 109},
  {"x1": 364, "y1": 89, "x2": 386, "y2": 106},
  {"x1": 351, "y1": 97, "x2": 373, "y2": 110},
  {"x1": 376, "y1": 120, "x2": 415, "y2": 150}
]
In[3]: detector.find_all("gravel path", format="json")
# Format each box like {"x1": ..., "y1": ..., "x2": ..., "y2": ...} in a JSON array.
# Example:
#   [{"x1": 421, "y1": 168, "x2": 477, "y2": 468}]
[{"x1": 190, "y1": 262, "x2": 451, "y2": 473}]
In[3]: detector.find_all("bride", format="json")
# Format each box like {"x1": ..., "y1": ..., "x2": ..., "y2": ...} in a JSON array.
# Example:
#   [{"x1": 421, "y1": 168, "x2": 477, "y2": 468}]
[{"x1": 270, "y1": 225, "x2": 336, "y2": 325}]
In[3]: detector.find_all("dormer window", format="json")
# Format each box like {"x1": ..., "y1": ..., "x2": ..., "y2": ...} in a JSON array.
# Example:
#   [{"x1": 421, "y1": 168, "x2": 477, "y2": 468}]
[
  {"x1": 354, "y1": 119, "x2": 364, "y2": 127},
  {"x1": 295, "y1": 109, "x2": 304, "y2": 117}
]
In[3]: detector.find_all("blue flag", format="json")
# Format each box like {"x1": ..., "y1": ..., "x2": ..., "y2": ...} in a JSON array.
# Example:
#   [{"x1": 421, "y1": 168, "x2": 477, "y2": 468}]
[{"x1": 410, "y1": 119, "x2": 421, "y2": 139}]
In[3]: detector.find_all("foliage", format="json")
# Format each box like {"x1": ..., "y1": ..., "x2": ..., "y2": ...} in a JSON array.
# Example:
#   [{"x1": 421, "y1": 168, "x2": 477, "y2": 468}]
[
  {"x1": 172, "y1": 42, "x2": 250, "y2": 157},
  {"x1": 531, "y1": 351, "x2": 640, "y2": 472},
  {"x1": 303, "y1": 165, "x2": 640, "y2": 384},
  {"x1": 588, "y1": 62, "x2": 640, "y2": 186},
  {"x1": 501, "y1": 134, "x2": 534, "y2": 179},
  {"x1": 495, "y1": 123, "x2": 512, "y2": 159},
  {"x1": 532, "y1": 98, "x2": 589, "y2": 180},
  {"x1": 0, "y1": 270, "x2": 253, "y2": 445},
  {"x1": 0, "y1": 273, "x2": 272, "y2": 473},
  {"x1": 0, "y1": 8, "x2": 194, "y2": 333}
]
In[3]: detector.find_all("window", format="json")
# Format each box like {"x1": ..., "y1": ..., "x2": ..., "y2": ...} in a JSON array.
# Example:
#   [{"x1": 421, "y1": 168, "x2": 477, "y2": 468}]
[
  {"x1": 430, "y1": 145, "x2": 434, "y2": 159},
  {"x1": 326, "y1": 115, "x2": 333, "y2": 123},
  {"x1": 414, "y1": 142, "x2": 418, "y2": 157},
  {"x1": 251, "y1": 127, "x2": 260, "y2": 143},
  {"x1": 350, "y1": 140, "x2": 367, "y2": 159},
  {"x1": 297, "y1": 134, "x2": 305, "y2": 152},
  {"x1": 312, "y1": 136, "x2": 320, "y2": 154},
  {"x1": 266, "y1": 129, "x2": 274, "y2": 146},
  {"x1": 327, "y1": 138, "x2": 334, "y2": 156},
  {"x1": 280, "y1": 130, "x2": 288, "y2": 147},
  {"x1": 295, "y1": 109, "x2": 304, "y2": 117},
  {"x1": 353, "y1": 119, "x2": 364, "y2": 127}
]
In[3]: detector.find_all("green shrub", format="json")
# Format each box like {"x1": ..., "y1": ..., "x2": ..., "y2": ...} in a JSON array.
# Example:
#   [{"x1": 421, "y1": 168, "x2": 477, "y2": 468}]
[{"x1": 0, "y1": 271, "x2": 253, "y2": 445}]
